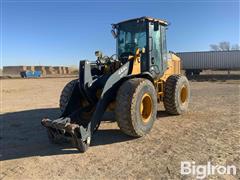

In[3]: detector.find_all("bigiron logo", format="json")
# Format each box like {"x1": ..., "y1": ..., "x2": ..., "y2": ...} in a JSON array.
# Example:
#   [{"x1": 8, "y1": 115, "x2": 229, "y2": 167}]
[{"x1": 180, "y1": 161, "x2": 237, "y2": 179}]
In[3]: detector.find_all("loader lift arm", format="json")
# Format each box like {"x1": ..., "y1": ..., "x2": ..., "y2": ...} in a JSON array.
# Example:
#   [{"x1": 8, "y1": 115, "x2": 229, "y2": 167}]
[{"x1": 42, "y1": 59, "x2": 133, "y2": 152}]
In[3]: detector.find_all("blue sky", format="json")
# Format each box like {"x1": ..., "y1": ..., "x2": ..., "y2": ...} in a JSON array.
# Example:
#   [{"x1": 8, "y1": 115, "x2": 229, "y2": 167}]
[{"x1": 1, "y1": 0, "x2": 239, "y2": 66}]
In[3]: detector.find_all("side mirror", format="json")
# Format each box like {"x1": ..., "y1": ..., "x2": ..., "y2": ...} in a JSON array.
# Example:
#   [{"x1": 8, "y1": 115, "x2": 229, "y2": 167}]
[
  {"x1": 154, "y1": 22, "x2": 159, "y2": 31},
  {"x1": 95, "y1": 51, "x2": 103, "y2": 58},
  {"x1": 111, "y1": 29, "x2": 117, "y2": 38}
]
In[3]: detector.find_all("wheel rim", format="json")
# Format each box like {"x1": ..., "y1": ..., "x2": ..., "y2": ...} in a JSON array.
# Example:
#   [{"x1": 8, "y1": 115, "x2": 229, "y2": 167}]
[
  {"x1": 140, "y1": 93, "x2": 153, "y2": 123},
  {"x1": 180, "y1": 85, "x2": 188, "y2": 104}
]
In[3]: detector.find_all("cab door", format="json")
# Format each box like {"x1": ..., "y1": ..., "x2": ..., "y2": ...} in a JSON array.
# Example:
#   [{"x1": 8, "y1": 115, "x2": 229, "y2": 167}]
[{"x1": 148, "y1": 22, "x2": 168, "y2": 78}]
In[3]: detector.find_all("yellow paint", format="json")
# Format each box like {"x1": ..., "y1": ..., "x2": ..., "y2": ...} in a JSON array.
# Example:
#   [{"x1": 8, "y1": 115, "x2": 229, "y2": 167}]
[
  {"x1": 131, "y1": 48, "x2": 142, "y2": 75},
  {"x1": 154, "y1": 80, "x2": 164, "y2": 102},
  {"x1": 140, "y1": 93, "x2": 153, "y2": 123},
  {"x1": 160, "y1": 53, "x2": 181, "y2": 81},
  {"x1": 155, "y1": 53, "x2": 181, "y2": 101},
  {"x1": 180, "y1": 85, "x2": 187, "y2": 104},
  {"x1": 128, "y1": 55, "x2": 134, "y2": 60}
]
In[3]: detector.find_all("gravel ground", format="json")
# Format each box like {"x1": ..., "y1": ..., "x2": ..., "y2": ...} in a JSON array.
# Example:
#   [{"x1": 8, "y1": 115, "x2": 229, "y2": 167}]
[{"x1": 0, "y1": 77, "x2": 239, "y2": 179}]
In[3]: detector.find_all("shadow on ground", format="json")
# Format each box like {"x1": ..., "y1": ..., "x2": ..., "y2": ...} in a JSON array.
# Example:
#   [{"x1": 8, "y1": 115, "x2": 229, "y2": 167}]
[
  {"x1": 157, "y1": 110, "x2": 171, "y2": 118},
  {"x1": 0, "y1": 108, "x2": 132, "y2": 161}
]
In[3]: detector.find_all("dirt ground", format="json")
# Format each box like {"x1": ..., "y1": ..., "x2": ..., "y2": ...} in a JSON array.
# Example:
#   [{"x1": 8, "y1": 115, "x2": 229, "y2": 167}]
[{"x1": 0, "y1": 77, "x2": 239, "y2": 179}]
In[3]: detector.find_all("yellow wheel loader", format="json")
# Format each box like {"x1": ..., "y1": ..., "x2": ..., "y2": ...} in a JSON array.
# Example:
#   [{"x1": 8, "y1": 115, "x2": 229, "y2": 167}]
[{"x1": 41, "y1": 17, "x2": 190, "y2": 152}]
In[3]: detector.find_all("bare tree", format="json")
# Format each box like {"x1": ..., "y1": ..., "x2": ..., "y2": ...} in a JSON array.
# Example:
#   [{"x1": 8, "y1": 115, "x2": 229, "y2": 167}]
[
  {"x1": 219, "y1": 41, "x2": 230, "y2": 51},
  {"x1": 231, "y1": 44, "x2": 240, "y2": 50},
  {"x1": 210, "y1": 44, "x2": 220, "y2": 51},
  {"x1": 210, "y1": 41, "x2": 239, "y2": 51}
]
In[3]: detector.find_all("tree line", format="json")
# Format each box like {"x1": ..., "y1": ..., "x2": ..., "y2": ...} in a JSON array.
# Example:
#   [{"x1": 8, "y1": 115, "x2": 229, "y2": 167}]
[{"x1": 210, "y1": 41, "x2": 240, "y2": 51}]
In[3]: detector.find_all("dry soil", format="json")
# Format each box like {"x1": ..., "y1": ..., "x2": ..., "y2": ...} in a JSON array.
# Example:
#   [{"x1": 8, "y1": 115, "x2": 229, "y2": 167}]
[{"x1": 0, "y1": 77, "x2": 239, "y2": 179}]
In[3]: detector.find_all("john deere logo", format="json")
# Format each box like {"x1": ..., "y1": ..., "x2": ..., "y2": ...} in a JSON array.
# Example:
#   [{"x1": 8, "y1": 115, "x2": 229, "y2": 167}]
[{"x1": 118, "y1": 66, "x2": 127, "y2": 75}]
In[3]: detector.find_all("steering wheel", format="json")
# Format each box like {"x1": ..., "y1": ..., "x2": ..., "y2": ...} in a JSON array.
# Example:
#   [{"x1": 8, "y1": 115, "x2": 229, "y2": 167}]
[{"x1": 125, "y1": 43, "x2": 137, "y2": 51}]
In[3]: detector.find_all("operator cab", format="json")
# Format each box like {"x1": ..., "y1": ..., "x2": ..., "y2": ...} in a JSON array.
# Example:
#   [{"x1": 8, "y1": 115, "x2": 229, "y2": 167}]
[{"x1": 112, "y1": 16, "x2": 169, "y2": 78}]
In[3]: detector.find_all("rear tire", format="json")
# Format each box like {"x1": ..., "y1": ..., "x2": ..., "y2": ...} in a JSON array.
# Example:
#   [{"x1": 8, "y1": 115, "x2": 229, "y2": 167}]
[
  {"x1": 163, "y1": 75, "x2": 190, "y2": 115},
  {"x1": 59, "y1": 79, "x2": 78, "y2": 113},
  {"x1": 115, "y1": 78, "x2": 157, "y2": 137}
]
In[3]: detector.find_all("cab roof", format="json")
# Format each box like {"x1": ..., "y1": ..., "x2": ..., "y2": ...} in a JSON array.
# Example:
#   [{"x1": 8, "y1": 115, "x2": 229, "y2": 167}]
[{"x1": 115, "y1": 16, "x2": 168, "y2": 26}]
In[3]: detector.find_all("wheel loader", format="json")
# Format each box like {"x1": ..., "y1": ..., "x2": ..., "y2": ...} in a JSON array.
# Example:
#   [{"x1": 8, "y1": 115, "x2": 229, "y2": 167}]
[{"x1": 41, "y1": 17, "x2": 190, "y2": 152}]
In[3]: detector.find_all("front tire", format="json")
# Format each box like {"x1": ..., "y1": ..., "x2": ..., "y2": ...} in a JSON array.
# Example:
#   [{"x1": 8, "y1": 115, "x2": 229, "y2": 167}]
[{"x1": 115, "y1": 78, "x2": 157, "y2": 137}]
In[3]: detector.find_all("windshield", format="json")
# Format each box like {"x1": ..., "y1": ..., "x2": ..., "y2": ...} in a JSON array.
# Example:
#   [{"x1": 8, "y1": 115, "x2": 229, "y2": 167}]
[{"x1": 117, "y1": 21, "x2": 146, "y2": 56}]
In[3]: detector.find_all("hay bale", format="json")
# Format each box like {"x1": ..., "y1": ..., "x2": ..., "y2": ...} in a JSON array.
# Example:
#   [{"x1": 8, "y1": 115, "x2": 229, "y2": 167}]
[
  {"x1": 27, "y1": 66, "x2": 35, "y2": 71},
  {"x1": 68, "y1": 66, "x2": 78, "y2": 74},
  {"x1": 35, "y1": 66, "x2": 46, "y2": 75},
  {"x1": 65, "y1": 67, "x2": 70, "y2": 74},
  {"x1": 61, "y1": 67, "x2": 67, "y2": 74},
  {"x1": 44, "y1": 66, "x2": 53, "y2": 74},
  {"x1": 3, "y1": 66, "x2": 27, "y2": 75},
  {"x1": 48, "y1": 66, "x2": 56, "y2": 74},
  {"x1": 53, "y1": 66, "x2": 62, "y2": 74}
]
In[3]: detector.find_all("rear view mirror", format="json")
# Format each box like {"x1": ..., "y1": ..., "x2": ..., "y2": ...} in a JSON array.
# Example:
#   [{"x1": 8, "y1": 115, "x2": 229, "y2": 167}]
[
  {"x1": 95, "y1": 51, "x2": 103, "y2": 58},
  {"x1": 111, "y1": 30, "x2": 117, "y2": 38}
]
